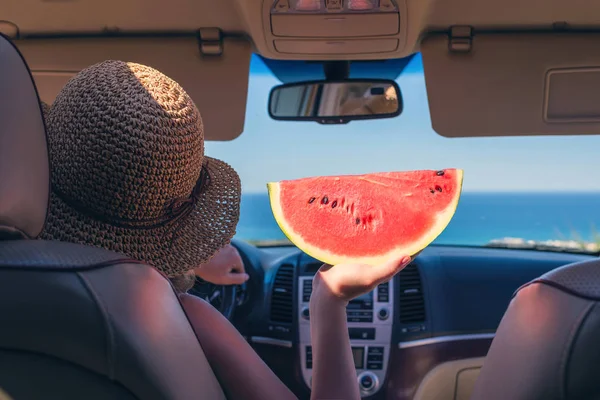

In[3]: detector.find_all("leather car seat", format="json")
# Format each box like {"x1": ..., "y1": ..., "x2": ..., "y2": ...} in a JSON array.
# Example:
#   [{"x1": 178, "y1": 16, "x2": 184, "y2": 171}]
[
  {"x1": 471, "y1": 259, "x2": 600, "y2": 400},
  {"x1": 0, "y1": 33, "x2": 226, "y2": 400}
]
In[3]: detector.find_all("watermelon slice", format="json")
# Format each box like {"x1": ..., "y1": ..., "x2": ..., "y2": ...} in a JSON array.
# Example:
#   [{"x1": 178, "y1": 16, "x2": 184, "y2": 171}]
[{"x1": 267, "y1": 169, "x2": 463, "y2": 266}]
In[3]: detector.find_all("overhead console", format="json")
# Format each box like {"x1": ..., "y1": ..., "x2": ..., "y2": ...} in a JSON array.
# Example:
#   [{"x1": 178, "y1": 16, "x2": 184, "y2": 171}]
[{"x1": 263, "y1": 0, "x2": 407, "y2": 60}]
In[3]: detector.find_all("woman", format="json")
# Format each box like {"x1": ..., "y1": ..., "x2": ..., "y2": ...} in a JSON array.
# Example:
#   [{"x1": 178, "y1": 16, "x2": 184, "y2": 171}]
[{"x1": 41, "y1": 60, "x2": 412, "y2": 400}]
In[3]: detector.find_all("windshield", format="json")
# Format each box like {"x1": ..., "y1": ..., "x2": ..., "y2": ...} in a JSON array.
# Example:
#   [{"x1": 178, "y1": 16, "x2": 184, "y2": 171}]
[{"x1": 205, "y1": 54, "x2": 600, "y2": 253}]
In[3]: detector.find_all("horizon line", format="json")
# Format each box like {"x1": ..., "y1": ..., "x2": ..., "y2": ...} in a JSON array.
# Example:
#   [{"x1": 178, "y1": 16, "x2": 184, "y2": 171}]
[{"x1": 240, "y1": 190, "x2": 600, "y2": 195}]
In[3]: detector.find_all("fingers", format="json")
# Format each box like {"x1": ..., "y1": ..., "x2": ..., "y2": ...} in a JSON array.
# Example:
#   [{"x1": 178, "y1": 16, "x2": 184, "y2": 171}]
[
  {"x1": 229, "y1": 262, "x2": 245, "y2": 274},
  {"x1": 369, "y1": 255, "x2": 412, "y2": 286},
  {"x1": 233, "y1": 258, "x2": 246, "y2": 274},
  {"x1": 226, "y1": 272, "x2": 250, "y2": 285},
  {"x1": 318, "y1": 263, "x2": 333, "y2": 273},
  {"x1": 225, "y1": 246, "x2": 245, "y2": 274}
]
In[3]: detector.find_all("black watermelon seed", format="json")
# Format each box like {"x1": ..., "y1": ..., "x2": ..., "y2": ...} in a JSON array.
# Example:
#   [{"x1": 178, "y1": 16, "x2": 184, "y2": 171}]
[
  {"x1": 436, "y1": 185, "x2": 443, "y2": 192},
  {"x1": 322, "y1": 196, "x2": 329, "y2": 205},
  {"x1": 436, "y1": 170, "x2": 444, "y2": 176},
  {"x1": 430, "y1": 189, "x2": 435, "y2": 193},
  {"x1": 308, "y1": 197, "x2": 316, "y2": 204},
  {"x1": 331, "y1": 200, "x2": 338, "y2": 208},
  {"x1": 355, "y1": 218, "x2": 361, "y2": 225}
]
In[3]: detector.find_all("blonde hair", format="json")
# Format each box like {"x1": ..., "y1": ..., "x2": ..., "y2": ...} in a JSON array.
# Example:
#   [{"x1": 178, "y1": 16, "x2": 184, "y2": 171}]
[{"x1": 170, "y1": 269, "x2": 196, "y2": 293}]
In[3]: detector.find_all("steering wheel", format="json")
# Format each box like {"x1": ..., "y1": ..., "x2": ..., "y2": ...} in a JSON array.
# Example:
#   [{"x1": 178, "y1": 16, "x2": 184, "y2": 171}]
[{"x1": 189, "y1": 278, "x2": 237, "y2": 320}]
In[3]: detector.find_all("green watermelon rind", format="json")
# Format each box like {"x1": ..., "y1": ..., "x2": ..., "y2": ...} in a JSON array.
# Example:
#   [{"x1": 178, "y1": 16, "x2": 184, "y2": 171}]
[{"x1": 267, "y1": 169, "x2": 464, "y2": 266}]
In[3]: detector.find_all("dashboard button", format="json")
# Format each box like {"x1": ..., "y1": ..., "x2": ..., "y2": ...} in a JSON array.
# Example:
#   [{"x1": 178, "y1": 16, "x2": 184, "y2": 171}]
[
  {"x1": 357, "y1": 371, "x2": 379, "y2": 393},
  {"x1": 367, "y1": 361, "x2": 383, "y2": 370},
  {"x1": 301, "y1": 307, "x2": 310, "y2": 320},
  {"x1": 347, "y1": 310, "x2": 373, "y2": 323},
  {"x1": 360, "y1": 375, "x2": 374, "y2": 390},
  {"x1": 302, "y1": 280, "x2": 312, "y2": 302},
  {"x1": 306, "y1": 346, "x2": 313, "y2": 369},
  {"x1": 377, "y1": 308, "x2": 389, "y2": 320},
  {"x1": 377, "y1": 282, "x2": 389, "y2": 302},
  {"x1": 347, "y1": 316, "x2": 373, "y2": 323},
  {"x1": 349, "y1": 327, "x2": 375, "y2": 340}
]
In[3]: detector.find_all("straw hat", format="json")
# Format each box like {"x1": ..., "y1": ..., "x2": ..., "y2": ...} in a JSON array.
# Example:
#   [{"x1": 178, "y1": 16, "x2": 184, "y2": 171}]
[
  {"x1": 40, "y1": 60, "x2": 241, "y2": 278},
  {"x1": 40, "y1": 101, "x2": 50, "y2": 118}
]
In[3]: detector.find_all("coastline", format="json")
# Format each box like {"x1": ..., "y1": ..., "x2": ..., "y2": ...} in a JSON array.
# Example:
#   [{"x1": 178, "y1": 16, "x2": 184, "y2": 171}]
[
  {"x1": 485, "y1": 237, "x2": 599, "y2": 253},
  {"x1": 242, "y1": 236, "x2": 599, "y2": 254}
]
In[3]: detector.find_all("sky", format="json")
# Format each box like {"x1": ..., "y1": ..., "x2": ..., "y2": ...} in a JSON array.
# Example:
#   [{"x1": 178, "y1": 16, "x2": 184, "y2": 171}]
[{"x1": 205, "y1": 54, "x2": 600, "y2": 193}]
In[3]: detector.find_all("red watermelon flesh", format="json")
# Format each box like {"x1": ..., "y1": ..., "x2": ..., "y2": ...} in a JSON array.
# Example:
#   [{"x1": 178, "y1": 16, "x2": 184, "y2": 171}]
[{"x1": 267, "y1": 169, "x2": 463, "y2": 266}]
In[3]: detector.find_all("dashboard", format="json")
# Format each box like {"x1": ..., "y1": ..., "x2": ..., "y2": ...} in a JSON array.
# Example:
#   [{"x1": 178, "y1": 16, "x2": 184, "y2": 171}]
[{"x1": 227, "y1": 240, "x2": 595, "y2": 400}]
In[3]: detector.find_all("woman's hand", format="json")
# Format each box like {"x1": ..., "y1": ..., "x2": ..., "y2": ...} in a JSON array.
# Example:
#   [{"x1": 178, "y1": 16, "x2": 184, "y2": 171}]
[
  {"x1": 310, "y1": 255, "x2": 412, "y2": 307},
  {"x1": 194, "y1": 244, "x2": 249, "y2": 285}
]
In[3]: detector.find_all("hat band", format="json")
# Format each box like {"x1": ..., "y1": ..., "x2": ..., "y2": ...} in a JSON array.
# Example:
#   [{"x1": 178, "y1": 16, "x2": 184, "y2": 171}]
[{"x1": 52, "y1": 165, "x2": 211, "y2": 230}]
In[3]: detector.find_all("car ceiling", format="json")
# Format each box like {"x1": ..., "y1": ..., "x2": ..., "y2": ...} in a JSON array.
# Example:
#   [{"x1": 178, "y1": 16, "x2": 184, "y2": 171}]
[
  {"x1": 5, "y1": 0, "x2": 600, "y2": 141},
  {"x1": 6, "y1": 0, "x2": 600, "y2": 61}
]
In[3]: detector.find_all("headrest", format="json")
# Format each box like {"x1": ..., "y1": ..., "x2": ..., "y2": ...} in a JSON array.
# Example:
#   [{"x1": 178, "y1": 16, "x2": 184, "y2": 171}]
[
  {"x1": 536, "y1": 258, "x2": 600, "y2": 299},
  {"x1": 0, "y1": 34, "x2": 49, "y2": 239}
]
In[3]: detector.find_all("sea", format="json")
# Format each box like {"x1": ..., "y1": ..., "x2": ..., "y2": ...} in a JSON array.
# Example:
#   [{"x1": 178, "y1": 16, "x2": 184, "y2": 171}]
[{"x1": 234, "y1": 192, "x2": 600, "y2": 247}]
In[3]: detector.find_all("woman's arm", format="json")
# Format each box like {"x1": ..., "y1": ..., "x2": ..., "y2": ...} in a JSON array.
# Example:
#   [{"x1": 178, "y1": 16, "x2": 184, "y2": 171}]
[
  {"x1": 179, "y1": 294, "x2": 297, "y2": 400},
  {"x1": 308, "y1": 255, "x2": 412, "y2": 400},
  {"x1": 309, "y1": 290, "x2": 360, "y2": 400}
]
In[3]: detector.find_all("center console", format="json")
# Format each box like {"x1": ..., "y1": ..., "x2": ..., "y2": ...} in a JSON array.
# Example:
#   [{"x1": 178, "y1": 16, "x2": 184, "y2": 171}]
[{"x1": 298, "y1": 275, "x2": 394, "y2": 397}]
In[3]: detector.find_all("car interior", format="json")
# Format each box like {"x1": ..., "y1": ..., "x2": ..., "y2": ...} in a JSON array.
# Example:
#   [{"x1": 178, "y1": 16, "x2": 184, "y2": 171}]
[{"x1": 3, "y1": 0, "x2": 600, "y2": 399}]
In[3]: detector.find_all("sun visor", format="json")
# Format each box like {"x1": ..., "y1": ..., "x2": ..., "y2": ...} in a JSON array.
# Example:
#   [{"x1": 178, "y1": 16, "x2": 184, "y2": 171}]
[
  {"x1": 15, "y1": 36, "x2": 251, "y2": 141},
  {"x1": 421, "y1": 31, "x2": 600, "y2": 138}
]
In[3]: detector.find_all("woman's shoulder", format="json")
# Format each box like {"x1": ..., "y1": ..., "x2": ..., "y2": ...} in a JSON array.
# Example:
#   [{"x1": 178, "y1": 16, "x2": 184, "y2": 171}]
[{"x1": 179, "y1": 293, "x2": 229, "y2": 327}]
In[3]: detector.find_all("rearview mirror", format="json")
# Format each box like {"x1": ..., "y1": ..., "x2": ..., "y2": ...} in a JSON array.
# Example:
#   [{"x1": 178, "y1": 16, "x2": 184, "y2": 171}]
[{"x1": 268, "y1": 79, "x2": 402, "y2": 124}]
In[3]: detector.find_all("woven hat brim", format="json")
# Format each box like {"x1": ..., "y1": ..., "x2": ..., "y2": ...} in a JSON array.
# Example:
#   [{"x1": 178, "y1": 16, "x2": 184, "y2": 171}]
[{"x1": 41, "y1": 156, "x2": 241, "y2": 277}]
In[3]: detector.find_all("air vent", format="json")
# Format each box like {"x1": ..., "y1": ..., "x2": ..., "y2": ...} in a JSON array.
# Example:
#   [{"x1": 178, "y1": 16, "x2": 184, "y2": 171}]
[
  {"x1": 270, "y1": 264, "x2": 294, "y2": 323},
  {"x1": 398, "y1": 264, "x2": 426, "y2": 324}
]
